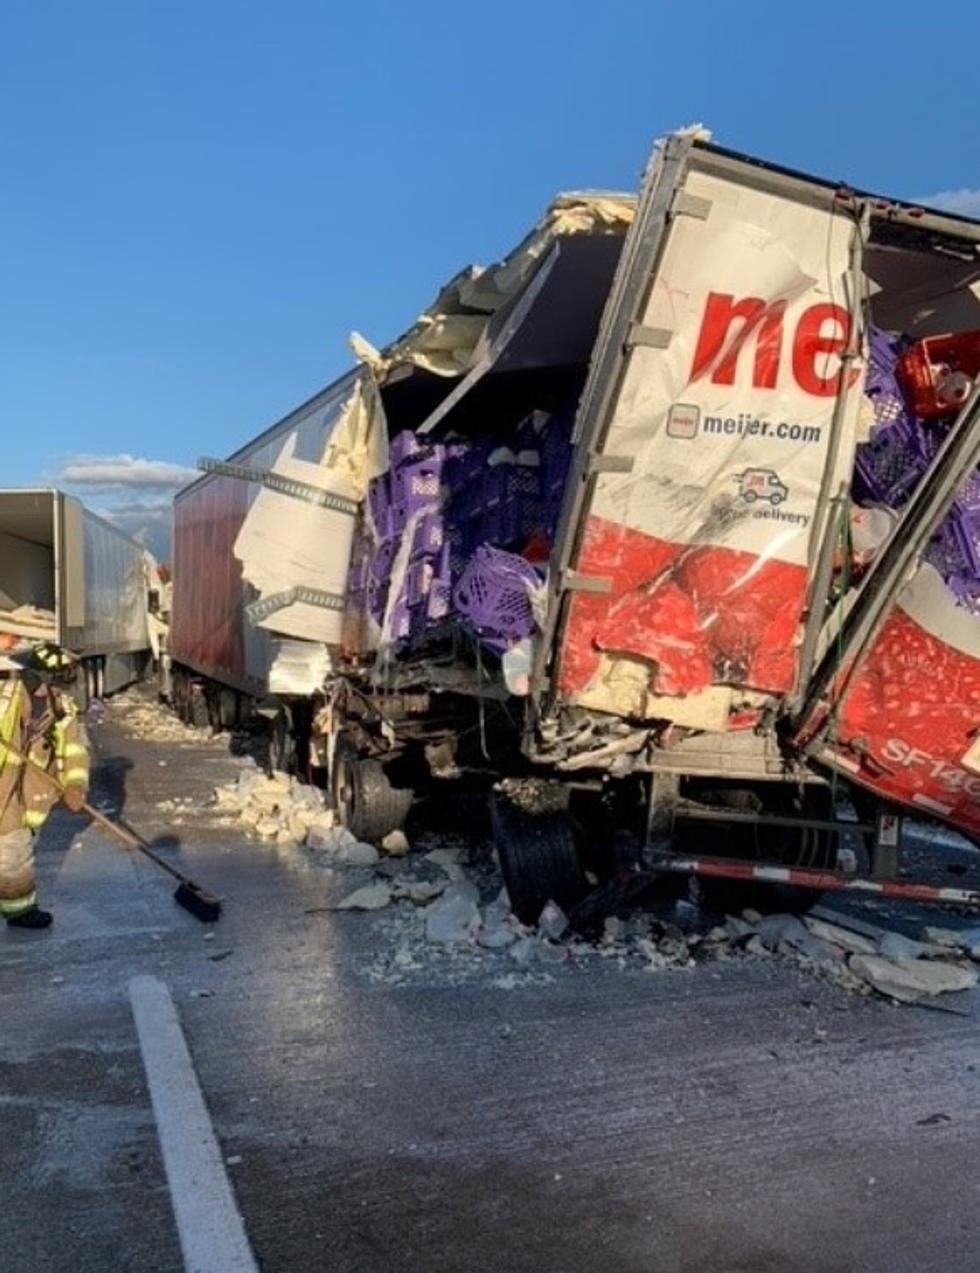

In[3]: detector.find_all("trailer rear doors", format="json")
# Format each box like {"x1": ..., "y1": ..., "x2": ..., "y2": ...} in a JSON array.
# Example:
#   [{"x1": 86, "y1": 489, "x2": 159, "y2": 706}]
[{"x1": 538, "y1": 135, "x2": 867, "y2": 732}]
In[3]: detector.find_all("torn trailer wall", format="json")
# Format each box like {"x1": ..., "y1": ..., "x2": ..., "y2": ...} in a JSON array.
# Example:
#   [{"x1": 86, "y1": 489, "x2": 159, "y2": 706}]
[
  {"x1": 180, "y1": 192, "x2": 634, "y2": 667},
  {"x1": 173, "y1": 372, "x2": 372, "y2": 691}
]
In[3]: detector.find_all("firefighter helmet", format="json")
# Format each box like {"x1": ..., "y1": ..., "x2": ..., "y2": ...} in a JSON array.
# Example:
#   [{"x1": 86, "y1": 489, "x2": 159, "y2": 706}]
[{"x1": 27, "y1": 642, "x2": 79, "y2": 682}]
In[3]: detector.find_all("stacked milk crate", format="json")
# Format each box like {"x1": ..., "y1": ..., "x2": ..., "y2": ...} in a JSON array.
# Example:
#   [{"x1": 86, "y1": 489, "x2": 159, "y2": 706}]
[
  {"x1": 355, "y1": 410, "x2": 573, "y2": 653},
  {"x1": 856, "y1": 327, "x2": 980, "y2": 613},
  {"x1": 362, "y1": 432, "x2": 454, "y2": 648}
]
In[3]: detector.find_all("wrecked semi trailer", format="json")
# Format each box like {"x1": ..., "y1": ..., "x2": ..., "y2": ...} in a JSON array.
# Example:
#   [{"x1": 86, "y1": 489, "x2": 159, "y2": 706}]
[
  {"x1": 170, "y1": 194, "x2": 633, "y2": 766},
  {"x1": 176, "y1": 132, "x2": 980, "y2": 920},
  {"x1": 0, "y1": 488, "x2": 153, "y2": 701}
]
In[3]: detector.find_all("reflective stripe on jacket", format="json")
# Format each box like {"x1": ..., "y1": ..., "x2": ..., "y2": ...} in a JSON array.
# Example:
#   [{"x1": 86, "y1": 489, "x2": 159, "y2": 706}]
[{"x1": 0, "y1": 676, "x2": 90, "y2": 836}]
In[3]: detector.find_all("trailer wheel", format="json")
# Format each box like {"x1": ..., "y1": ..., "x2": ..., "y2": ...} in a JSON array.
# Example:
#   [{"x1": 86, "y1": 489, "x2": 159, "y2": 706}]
[
  {"x1": 331, "y1": 741, "x2": 414, "y2": 843},
  {"x1": 490, "y1": 794, "x2": 588, "y2": 926},
  {"x1": 269, "y1": 707, "x2": 297, "y2": 775},
  {"x1": 218, "y1": 688, "x2": 239, "y2": 732},
  {"x1": 188, "y1": 684, "x2": 210, "y2": 729}
]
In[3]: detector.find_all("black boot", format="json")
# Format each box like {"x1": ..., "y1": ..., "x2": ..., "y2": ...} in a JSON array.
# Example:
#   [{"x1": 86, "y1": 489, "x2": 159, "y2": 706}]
[{"x1": 6, "y1": 907, "x2": 53, "y2": 929}]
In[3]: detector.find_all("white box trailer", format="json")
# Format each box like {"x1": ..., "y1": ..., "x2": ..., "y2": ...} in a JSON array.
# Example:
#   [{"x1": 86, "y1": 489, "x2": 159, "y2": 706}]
[{"x1": 0, "y1": 488, "x2": 152, "y2": 699}]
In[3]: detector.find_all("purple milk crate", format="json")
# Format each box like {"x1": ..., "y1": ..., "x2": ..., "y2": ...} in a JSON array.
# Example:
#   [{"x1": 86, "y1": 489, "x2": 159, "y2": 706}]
[
  {"x1": 853, "y1": 418, "x2": 926, "y2": 507},
  {"x1": 373, "y1": 503, "x2": 410, "y2": 539},
  {"x1": 865, "y1": 327, "x2": 914, "y2": 431},
  {"x1": 445, "y1": 522, "x2": 477, "y2": 580},
  {"x1": 483, "y1": 459, "x2": 540, "y2": 506},
  {"x1": 444, "y1": 439, "x2": 490, "y2": 489},
  {"x1": 367, "y1": 576, "x2": 389, "y2": 625},
  {"x1": 405, "y1": 559, "x2": 434, "y2": 607},
  {"x1": 949, "y1": 576, "x2": 980, "y2": 616},
  {"x1": 428, "y1": 577, "x2": 452, "y2": 621},
  {"x1": 950, "y1": 508, "x2": 980, "y2": 578},
  {"x1": 542, "y1": 426, "x2": 572, "y2": 492},
  {"x1": 367, "y1": 474, "x2": 391, "y2": 531},
  {"x1": 453, "y1": 545, "x2": 541, "y2": 644},
  {"x1": 390, "y1": 451, "x2": 445, "y2": 508},
  {"x1": 514, "y1": 409, "x2": 550, "y2": 445},
  {"x1": 916, "y1": 418, "x2": 947, "y2": 462},
  {"x1": 954, "y1": 468, "x2": 980, "y2": 516},
  {"x1": 480, "y1": 497, "x2": 535, "y2": 550},
  {"x1": 482, "y1": 464, "x2": 541, "y2": 548},
  {"x1": 386, "y1": 596, "x2": 414, "y2": 646},
  {"x1": 368, "y1": 538, "x2": 397, "y2": 583},
  {"x1": 411, "y1": 510, "x2": 445, "y2": 559},
  {"x1": 448, "y1": 475, "x2": 486, "y2": 524},
  {"x1": 389, "y1": 430, "x2": 425, "y2": 468},
  {"x1": 926, "y1": 522, "x2": 970, "y2": 580}
]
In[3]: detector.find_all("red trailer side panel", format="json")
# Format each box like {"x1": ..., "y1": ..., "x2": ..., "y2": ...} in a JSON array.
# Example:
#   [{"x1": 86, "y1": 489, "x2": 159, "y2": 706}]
[{"x1": 172, "y1": 474, "x2": 255, "y2": 691}]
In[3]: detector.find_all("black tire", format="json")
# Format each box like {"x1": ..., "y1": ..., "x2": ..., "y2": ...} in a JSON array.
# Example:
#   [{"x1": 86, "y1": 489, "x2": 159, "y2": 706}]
[
  {"x1": 188, "y1": 682, "x2": 210, "y2": 729},
  {"x1": 331, "y1": 741, "x2": 414, "y2": 843},
  {"x1": 490, "y1": 795, "x2": 588, "y2": 925},
  {"x1": 269, "y1": 708, "x2": 297, "y2": 775}
]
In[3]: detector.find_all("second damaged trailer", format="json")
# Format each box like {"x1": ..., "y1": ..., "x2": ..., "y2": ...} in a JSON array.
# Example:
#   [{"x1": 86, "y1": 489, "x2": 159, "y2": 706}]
[{"x1": 176, "y1": 129, "x2": 980, "y2": 921}]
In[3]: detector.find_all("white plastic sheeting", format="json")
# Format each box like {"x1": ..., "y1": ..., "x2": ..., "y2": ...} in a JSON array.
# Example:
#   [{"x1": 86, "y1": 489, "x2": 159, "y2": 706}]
[{"x1": 232, "y1": 375, "x2": 388, "y2": 645}]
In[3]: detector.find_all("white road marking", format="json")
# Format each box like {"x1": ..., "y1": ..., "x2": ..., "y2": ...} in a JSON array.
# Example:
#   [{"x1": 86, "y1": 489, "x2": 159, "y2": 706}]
[{"x1": 129, "y1": 975, "x2": 258, "y2": 1273}]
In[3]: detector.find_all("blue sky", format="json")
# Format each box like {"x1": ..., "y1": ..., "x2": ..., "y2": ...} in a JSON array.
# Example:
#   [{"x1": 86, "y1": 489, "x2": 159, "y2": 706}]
[{"x1": 2, "y1": 0, "x2": 979, "y2": 558}]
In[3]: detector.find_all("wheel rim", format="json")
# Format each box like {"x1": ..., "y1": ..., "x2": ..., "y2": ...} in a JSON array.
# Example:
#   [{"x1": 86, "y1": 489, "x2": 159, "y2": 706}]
[{"x1": 333, "y1": 752, "x2": 356, "y2": 828}]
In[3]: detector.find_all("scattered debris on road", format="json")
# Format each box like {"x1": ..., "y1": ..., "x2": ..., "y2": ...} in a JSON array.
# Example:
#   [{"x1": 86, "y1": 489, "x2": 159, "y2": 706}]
[
  {"x1": 98, "y1": 689, "x2": 980, "y2": 1007},
  {"x1": 309, "y1": 830, "x2": 980, "y2": 1004},
  {"x1": 110, "y1": 689, "x2": 210, "y2": 745}
]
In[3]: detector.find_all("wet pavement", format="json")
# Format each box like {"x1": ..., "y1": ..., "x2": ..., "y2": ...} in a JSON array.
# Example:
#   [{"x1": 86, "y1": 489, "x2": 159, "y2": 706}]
[{"x1": 4, "y1": 696, "x2": 980, "y2": 1271}]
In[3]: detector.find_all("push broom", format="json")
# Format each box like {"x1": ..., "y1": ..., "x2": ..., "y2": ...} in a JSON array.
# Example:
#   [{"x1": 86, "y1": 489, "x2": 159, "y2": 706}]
[{"x1": 10, "y1": 744, "x2": 222, "y2": 923}]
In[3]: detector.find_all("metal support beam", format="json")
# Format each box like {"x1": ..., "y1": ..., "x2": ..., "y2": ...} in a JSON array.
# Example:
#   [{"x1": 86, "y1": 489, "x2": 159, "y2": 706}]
[{"x1": 647, "y1": 851, "x2": 980, "y2": 910}]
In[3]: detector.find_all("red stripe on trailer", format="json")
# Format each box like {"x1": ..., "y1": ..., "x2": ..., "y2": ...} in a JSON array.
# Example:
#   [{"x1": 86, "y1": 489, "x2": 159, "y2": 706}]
[
  {"x1": 558, "y1": 516, "x2": 807, "y2": 700},
  {"x1": 651, "y1": 853, "x2": 980, "y2": 909}
]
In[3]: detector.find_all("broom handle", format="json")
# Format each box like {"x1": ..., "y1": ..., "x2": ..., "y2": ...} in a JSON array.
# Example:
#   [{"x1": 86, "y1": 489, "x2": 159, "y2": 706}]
[{"x1": 6, "y1": 742, "x2": 187, "y2": 884}]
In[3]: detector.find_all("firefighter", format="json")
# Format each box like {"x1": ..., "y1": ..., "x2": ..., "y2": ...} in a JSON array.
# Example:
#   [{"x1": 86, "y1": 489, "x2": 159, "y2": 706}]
[{"x1": 0, "y1": 635, "x2": 90, "y2": 929}]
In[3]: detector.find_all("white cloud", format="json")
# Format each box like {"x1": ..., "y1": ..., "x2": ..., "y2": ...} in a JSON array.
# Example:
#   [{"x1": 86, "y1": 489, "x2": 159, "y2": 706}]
[
  {"x1": 58, "y1": 453, "x2": 196, "y2": 489},
  {"x1": 913, "y1": 188, "x2": 980, "y2": 218}
]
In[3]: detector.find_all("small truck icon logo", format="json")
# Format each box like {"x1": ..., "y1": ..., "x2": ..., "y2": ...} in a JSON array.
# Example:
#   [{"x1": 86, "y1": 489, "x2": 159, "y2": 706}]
[{"x1": 736, "y1": 467, "x2": 789, "y2": 506}]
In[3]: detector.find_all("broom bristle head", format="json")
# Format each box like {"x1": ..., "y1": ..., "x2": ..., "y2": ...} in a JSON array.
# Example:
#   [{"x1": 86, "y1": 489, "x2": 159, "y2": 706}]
[{"x1": 173, "y1": 881, "x2": 222, "y2": 923}]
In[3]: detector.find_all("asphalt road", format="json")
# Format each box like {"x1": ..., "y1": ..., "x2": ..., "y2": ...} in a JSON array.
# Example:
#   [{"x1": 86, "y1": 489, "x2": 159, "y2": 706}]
[{"x1": 3, "y1": 696, "x2": 980, "y2": 1272}]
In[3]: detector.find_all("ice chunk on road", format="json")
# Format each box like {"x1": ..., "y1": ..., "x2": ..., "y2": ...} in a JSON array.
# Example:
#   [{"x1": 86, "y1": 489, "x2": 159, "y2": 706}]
[
  {"x1": 849, "y1": 953, "x2": 978, "y2": 1003},
  {"x1": 424, "y1": 847, "x2": 466, "y2": 882},
  {"x1": 424, "y1": 882, "x2": 480, "y2": 944},
  {"x1": 336, "y1": 882, "x2": 393, "y2": 911},
  {"x1": 381, "y1": 830, "x2": 410, "y2": 857}
]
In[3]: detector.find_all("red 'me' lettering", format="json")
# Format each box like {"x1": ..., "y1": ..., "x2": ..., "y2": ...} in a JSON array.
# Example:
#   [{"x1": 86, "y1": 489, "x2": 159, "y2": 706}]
[
  {"x1": 690, "y1": 293, "x2": 784, "y2": 389},
  {"x1": 690, "y1": 291, "x2": 856, "y2": 397},
  {"x1": 792, "y1": 303, "x2": 851, "y2": 396}
]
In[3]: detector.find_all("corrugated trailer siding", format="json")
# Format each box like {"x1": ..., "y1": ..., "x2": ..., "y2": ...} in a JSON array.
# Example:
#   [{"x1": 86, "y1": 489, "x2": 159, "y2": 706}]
[{"x1": 172, "y1": 473, "x2": 256, "y2": 689}]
